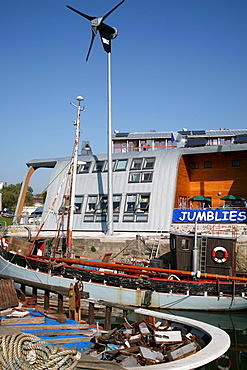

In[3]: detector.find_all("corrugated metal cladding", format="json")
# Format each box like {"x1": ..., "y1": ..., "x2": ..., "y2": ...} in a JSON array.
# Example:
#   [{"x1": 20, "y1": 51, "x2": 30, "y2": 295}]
[
  {"x1": 0, "y1": 279, "x2": 19, "y2": 310},
  {"x1": 28, "y1": 142, "x2": 247, "y2": 233},
  {"x1": 43, "y1": 149, "x2": 182, "y2": 233}
]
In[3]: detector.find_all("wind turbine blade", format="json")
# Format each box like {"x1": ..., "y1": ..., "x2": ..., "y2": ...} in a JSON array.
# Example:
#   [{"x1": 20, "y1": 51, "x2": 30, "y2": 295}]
[
  {"x1": 66, "y1": 5, "x2": 95, "y2": 21},
  {"x1": 86, "y1": 30, "x2": 97, "y2": 61},
  {"x1": 102, "y1": 0, "x2": 125, "y2": 22}
]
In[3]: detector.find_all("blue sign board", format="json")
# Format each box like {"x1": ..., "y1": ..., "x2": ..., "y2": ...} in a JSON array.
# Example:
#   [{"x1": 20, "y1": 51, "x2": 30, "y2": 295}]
[{"x1": 173, "y1": 209, "x2": 247, "y2": 223}]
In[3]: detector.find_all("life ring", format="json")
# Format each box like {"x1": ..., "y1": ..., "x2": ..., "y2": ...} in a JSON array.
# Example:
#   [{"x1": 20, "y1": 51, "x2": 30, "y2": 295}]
[
  {"x1": 212, "y1": 246, "x2": 228, "y2": 264},
  {"x1": 216, "y1": 354, "x2": 232, "y2": 370},
  {"x1": 1, "y1": 237, "x2": 9, "y2": 250}
]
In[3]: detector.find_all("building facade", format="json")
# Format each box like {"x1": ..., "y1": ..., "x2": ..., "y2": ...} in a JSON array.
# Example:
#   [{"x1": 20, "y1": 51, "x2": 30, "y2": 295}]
[{"x1": 16, "y1": 129, "x2": 247, "y2": 232}]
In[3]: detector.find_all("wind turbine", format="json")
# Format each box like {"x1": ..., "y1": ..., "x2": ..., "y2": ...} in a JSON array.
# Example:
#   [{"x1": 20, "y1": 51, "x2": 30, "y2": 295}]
[
  {"x1": 67, "y1": 0, "x2": 125, "y2": 61},
  {"x1": 67, "y1": 1, "x2": 125, "y2": 235}
]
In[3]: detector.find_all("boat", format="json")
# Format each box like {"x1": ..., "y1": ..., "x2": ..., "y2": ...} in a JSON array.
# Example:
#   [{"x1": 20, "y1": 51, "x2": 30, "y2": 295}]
[
  {"x1": 1, "y1": 233, "x2": 247, "y2": 311},
  {"x1": 81, "y1": 307, "x2": 231, "y2": 369},
  {"x1": 1, "y1": 98, "x2": 247, "y2": 312}
]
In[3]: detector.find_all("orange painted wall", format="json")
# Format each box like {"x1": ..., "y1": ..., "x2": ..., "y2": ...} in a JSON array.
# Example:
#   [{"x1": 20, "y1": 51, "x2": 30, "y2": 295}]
[{"x1": 174, "y1": 150, "x2": 247, "y2": 209}]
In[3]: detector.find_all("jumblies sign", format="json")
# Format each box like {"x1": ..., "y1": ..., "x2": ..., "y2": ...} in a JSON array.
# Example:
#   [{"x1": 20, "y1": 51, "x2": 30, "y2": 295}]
[{"x1": 173, "y1": 209, "x2": 247, "y2": 223}]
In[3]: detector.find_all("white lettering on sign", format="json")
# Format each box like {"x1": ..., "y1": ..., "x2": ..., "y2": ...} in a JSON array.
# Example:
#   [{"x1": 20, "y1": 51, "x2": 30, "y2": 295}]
[{"x1": 174, "y1": 209, "x2": 247, "y2": 223}]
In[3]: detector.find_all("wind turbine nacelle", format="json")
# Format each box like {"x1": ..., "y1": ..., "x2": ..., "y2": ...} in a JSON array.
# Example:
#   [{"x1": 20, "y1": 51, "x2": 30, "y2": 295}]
[
  {"x1": 101, "y1": 23, "x2": 118, "y2": 39},
  {"x1": 110, "y1": 26, "x2": 118, "y2": 39}
]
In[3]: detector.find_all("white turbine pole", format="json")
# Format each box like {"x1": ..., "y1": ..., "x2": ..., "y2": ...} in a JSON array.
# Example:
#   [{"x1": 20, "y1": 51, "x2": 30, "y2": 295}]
[{"x1": 107, "y1": 52, "x2": 113, "y2": 235}]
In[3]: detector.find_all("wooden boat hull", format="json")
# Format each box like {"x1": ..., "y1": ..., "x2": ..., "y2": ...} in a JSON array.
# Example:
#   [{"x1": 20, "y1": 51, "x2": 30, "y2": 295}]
[
  {"x1": 131, "y1": 308, "x2": 231, "y2": 370},
  {"x1": 1, "y1": 247, "x2": 247, "y2": 311}
]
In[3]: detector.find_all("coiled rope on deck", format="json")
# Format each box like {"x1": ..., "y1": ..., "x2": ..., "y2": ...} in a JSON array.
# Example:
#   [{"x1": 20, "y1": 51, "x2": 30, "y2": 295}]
[{"x1": 0, "y1": 332, "x2": 81, "y2": 370}]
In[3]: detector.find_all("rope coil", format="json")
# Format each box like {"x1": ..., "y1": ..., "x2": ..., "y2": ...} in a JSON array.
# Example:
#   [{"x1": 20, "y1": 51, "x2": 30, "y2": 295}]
[{"x1": 0, "y1": 332, "x2": 80, "y2": 370}]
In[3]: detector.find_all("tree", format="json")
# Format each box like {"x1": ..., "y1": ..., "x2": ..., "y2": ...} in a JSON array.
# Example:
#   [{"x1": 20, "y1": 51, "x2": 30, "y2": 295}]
[
  {"x1": 1, "y1": 183, "x2": 34, "y2": 210},
  {"x1": 41, "y1": 190, "x2": 47, "y2": 203}
]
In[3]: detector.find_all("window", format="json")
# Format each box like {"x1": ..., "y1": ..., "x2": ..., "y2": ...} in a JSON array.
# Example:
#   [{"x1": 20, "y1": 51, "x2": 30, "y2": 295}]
[
  {"x1": 143, "y1": 158, "x2": 155, "y2": 169},
  {"x1": 232, "y1": 160, "x2": 240, "y2": 167},
  {"x1": 129, "y1": 172, "x2": 141, "y2": 183},
  {"x1": 170, "y1": 238, "x2": 176, "y2": 250},
  {"x1": 86, "y1": 196, "x2": 97, "y2": 212},
  {"x1": 93, "y1": 161, "x2": 105, "y2": 172},
  {"x1": 95, "y1": 214, "x2": 107, "y2": 222},
  {"x1": 113, "y1": 214, "x2": 119, "y2": 222},
  {"x1": 74, "y1": 196, "x2": 83, "y2": 213},
  {"x1": 129, "y1": 157, "x2": 154, "y2": 183},
  {"x1": 128, "y1": 141, "x2": 134, "y2": 152},
  {"x1": 125, "y1": 194, "x2": 137, "y2": 212},
  {"x1": 77, "y1": 162, "x2": 91, "y2": 173},
  {"x1": 181, "y1": 239, "x2": 190, "y2": 250},
  {"x1": 136, "y1": 194, "x2": 150, "y2": 212},
  {"x1": 136, "y1": 214, "x2": 148, "y2": 222},
  {"x1": 113, "y1": 195, "x2": 121, "y2": 212},
  {"x1": 113, "y1": 141, "x2": 127, "y2": 153},
  {"x1": 123, "y1": 193, "x2": 150, "y2": 222},
  {"x1": 204, "y1": 162, "x2": 212, "y2": 169},
  {"x1": 131, "y1": 158, "x2": 142, "y2": 170},
  {"x1": 104, "y1": 160, "x2": 116, "y2": 171},
  {"x1": 84, "y1": 195, "x2": 119, "y2": 221},
  {"x1": 96, "y1": 195, "x2": 108, "y2": 213},
  {"x1": 115, "y1": 159, "x2": 127, "y2": 171},
  {"x1": 191, "y1": 163, "x2": 199, "y2": 169},
  {"x1": 140, "y1": 140, "x2": 152, "y2": 151},
  {"x1": 142, "y1": 172, "x2": 153, "y2": 182},
  {"x1": 84, "y1": 215, "x2": 94, "y2": 222},
  {"x1": 154, "y1": 140, "x2": 166, "y2": 149},
  {"x1": 123, "y1": 214, "x2": 135, "y2": 222}
]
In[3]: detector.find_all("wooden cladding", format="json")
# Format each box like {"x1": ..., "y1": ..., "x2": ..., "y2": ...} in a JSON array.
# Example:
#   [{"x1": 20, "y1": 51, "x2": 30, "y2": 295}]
[{"x1": 175, "y1": 151, "x2": 247, "y2": 209}]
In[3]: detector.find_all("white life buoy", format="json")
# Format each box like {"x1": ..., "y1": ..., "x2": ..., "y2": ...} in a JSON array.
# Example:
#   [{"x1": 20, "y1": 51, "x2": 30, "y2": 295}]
[
  {"x1": 216, "y1": 354, "x2": 232, "y2": 370},
  {"x1": 212, "y1": 246, "x2": 228, "y2": 264}
]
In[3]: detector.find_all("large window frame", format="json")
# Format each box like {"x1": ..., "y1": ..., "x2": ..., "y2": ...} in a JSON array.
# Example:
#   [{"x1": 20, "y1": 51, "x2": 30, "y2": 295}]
[
  {"x1": 129, "y1": 157, "x2": 155, "y2": 183},
  {"x1": 123, "y1": 193, "x2": 150, "y2": 222}
]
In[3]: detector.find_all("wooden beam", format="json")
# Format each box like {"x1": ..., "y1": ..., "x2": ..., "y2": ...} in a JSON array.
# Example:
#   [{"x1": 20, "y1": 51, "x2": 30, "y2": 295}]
[
  {"x1": 4, "y1": 323, "x2": 89, "y2": 330},
  {"x1": 105, "y1": 305, "x2": 112, "y2": 331},
  {"x1": 15, "y1": 166, "x2": 35, "y2": 222}
]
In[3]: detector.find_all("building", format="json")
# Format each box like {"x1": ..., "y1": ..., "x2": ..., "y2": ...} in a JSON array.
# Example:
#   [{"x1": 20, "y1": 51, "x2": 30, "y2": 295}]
[{"x1": 15, "y1": 128, "x2": 247, "y2": 232}]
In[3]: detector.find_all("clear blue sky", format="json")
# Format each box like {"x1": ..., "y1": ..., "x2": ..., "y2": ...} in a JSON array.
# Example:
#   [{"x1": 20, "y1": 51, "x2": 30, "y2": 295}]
[{"x1": 1, "y1": 0, "x2": 247, "y2": 194}]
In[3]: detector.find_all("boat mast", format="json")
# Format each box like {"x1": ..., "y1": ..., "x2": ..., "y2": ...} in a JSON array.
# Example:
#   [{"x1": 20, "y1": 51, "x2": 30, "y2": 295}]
[{"x1": 67, "y1": 96, "x2": 85, "y2": 253}]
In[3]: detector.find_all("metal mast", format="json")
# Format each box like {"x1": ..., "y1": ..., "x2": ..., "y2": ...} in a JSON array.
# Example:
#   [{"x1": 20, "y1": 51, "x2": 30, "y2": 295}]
[
  {"x1": 107, "y1": 52, "x2": 113, "y2": 235},
  {"x1": 66, "y1": 1, "x2": 125, "y2": 236},
  {"x1": 67, "y1": 96, "x2": 85, "y2": 252}
]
